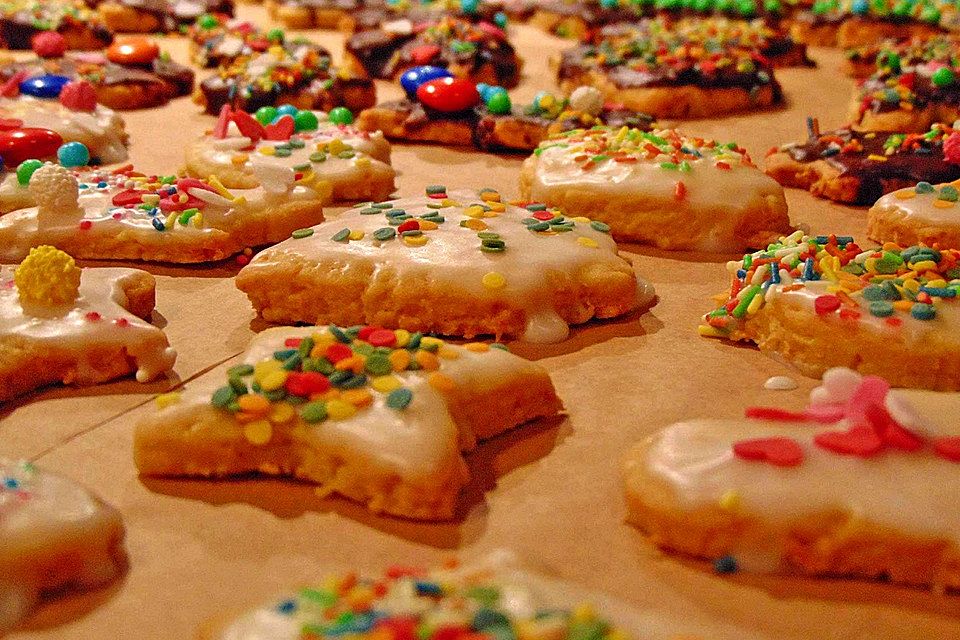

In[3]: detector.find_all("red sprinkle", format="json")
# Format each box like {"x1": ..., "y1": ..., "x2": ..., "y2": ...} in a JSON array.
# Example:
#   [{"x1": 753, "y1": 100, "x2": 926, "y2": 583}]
[
  {"x1": 532, "y1": 211, "x2": 554, "y2": 221},
  {"x1": 814, "y1": 425, "x2": 883, "y2": 457},
  {"x1": 744, "y1": 407, "x2": 810, "y2": 422},
  {"x1": 733, "y1": 437, "x2": 804, "y2": 467},
  {"x1": 84, "y1": 311, "x2": 101, "y2": 322},
  {"x1": 674, "y1": 181, "x2": 686, "y2": 201},
  {"x1": 114, "y1": 318, "x2": 129, "y2": 328},
  {"x1": 933, "y1": 437, "x2": 960, "y2": 462},
  {"x1": 79, "y1": 220, "x2": 92, "y2": 230},
  {"x1": 285, "y1": 371, "x2": 331, "y2": 396},
  {"x1": 367, "y1": 329, "x2": 397, "y2": 347},
  {"x1": 397, "y1": 219, "x2": 420, "y2": 233},
  {"x1": 325, "y1": 343, "x2": 353, "y2": 363},
  {"x1": 284, "y1": 338, "x2": 302, "y2": 347},
  {"x1": 814, "y1": 294, "x2": 841, "y2": 315}
]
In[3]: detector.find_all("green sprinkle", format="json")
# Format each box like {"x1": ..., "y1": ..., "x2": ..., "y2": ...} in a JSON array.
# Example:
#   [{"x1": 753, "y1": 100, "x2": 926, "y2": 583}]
[
  {"x1": 590, "y1": 220, "x2": 610, "y2": 233},
  {"x1": 365, "y1": 354, "x2": 392, "y2": 376},
  {"x1": 292, "y1": 228, "x2": 314, "y2": 239},
  {"x1": 309, "y1": 152, "x2": 327, "y2": 163},
  {"x1": 869, "y1": 300, "x2": 894, "y2": 317},
  {"x1": 227, "y1": 364, "x2": 254, "y2": 377},
  {"x1": 329, "y1": 325, "x2": 351, "y2": 342},
  {"x1": 911, "y1": 303, "x2": 936, "y2": 320},
  {"x1": 331, "y1": 228, "x2": 351, "y2": 242},
  {"x1": 228, "y1": 375, "x2": 248, "y2": 395},
  {"x1": 373, "y1": 227, "x2": 396, "y2": 241},
  {"x1": 386, "y1": 387, "x2": 413, "y2": 410},
  {"x1": 211, "y1": 386, "x2": 236, "y2": 408},
  {"x1": 425, "y1": 185, "x2": 446, "y2": 195},
  {"x1": 301, "y1": 401, "x2": 328, "y2": 423}
]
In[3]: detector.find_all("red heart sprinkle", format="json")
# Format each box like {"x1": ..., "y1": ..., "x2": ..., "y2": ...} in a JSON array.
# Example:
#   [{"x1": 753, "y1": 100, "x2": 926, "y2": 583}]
[
  {"x1": 864, "y1": 402, "x2": 923, "y2": 451},
  {"x1": 230, "y1": 110, "x2": 265, "y2": 143},
  {"x1": 263, "y1": 114, "x2": 295, "y2": 141},
  {"x1": 733, "y1": 437, "x2": 804, "y2": 467}
]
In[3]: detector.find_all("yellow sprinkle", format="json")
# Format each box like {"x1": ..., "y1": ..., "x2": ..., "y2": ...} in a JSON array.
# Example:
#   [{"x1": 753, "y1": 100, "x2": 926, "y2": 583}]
[
  {"x1": 746, "y1": 291, "x2": 764, "y2": 315},
  {"x1": 231, "y1": 153, "x2": 249, "y2": 166},
  {"x1": 269, "y1": 402, "x2": 296, "y2": 425},
  {"x1": 437, "y1": 346, "x2": 460, "y2": 360},
  {"x1": 864, "y1": 257, "x2": 877, "y2": 273},
  {"x1": 571, "y1": 216, "x2": 591, "y2": 223},
  {"x1": 577, "y1": 236, "x2": 599, "y2": 249},
  {"x1": 317, "y1": 389, "x2": 341, "y2": 401},
  {"x1": 911, "y1": 260, "x2": 938, "y2": 271},
  {"x1": 334, "y1": 355, "x2": 361, "y2": 372},
  {"x1": 482, "y1": 271, "x2": 506, "y2": 289},
  {"x1": 440, "y1": 198, "x2": 457, "y2": 207},
  {"x1": 371, "y1": 375, "x2": 403, "y2": 393},
  {"x1": 867, "y1": 154, "x2": 887, "y2": 162},
  {"x1": 165, "y1": 211, "x2": 178, "y2": 229},
  {"x1": 238, "y1": 394, "x2": 272, "y2": 415},
  {"x1": 191, "y1": 212, "x2": 204, "y2": 228},
  {"x1": 155, "y1": 392, "x2": 181, "y2": 410},
  {"x1": 427, "y1": 372, "x2": 456, "y2": 392},
  {"x1": 326, "y1": 399, "x2": 357, "y2": 420},
  {"x1": 327, "y1": 138, "x2": 347, "y2": 155},
  {"x1": 258, "y1": 146, "x2": 276, "y2": 156},
  {"x1": 902, "y1": 279, "x2": 920, "y2": 292},
  {"x1": 927, "y1": 279, "x2": 947, "y2": 288},
  {"x1": 348, "y1": 229, "x2": 365, "y2": 241},
  {"x1": 389, "y1": 349, "x2": 411, "y2": 372},
  {"x1": 354, "y1": 156, "x2": 371, "y2": 169},
  {"x1": 463, "y1": 342, "x2": 489, "y2": 353},
  {"x1": 934, "y1": 200, "x2": 956, "y2": 209},
  {"x1": 718, "y1": 489, "x2": 741, "y2": 510},
  {"x1": 253, "y1": 359, "x2": 283, "y2": 382},
  {"x1": 140, "y1": 193, "x2": 161, "y2": 205},
  {"x1": 415, "y1": 350, "x2": 440, "y2": 370},
  {"x1": 894, "y1": 189, "x2": 916, "y2": 199},
  {"x1": 464, "y1": 205, "x2": 486, "y2": 218},
  {"x1": 893, "y1": 300, "x2": 914, "y2": 311},
  {"x1": 697, "y1": 324, "x2": 726, "y2": 338},
  {"x1": 393, "y1": 329, "x2": 411, "y2": 347},
  {"x1": 487, "y1": 201, "x2": 506, "y2": 212},
  {"x1": 479, "y1": 190, "x2": 501, "y2": 202},
  {"x1": 421, "y1": 337, "x2": 444, "y2": 349},
  {"x1": 572, "y1": 603, "x2": 596, "y2": 622},
  {"x1": 244, "y1": 419, "x2": 273, "y2": 445},
  {"x1": 260, "y1": 370, "x2": 288, "y2": 392},
  {"x1": 403, "y1": 234, "x2": 428, "y2": 247},
  {"x1": 206, "y1": 175, "x2": 236, "y2": 201},
  {"x1": 418, "y1": 219, "x2": 439, "y2": 231},
  {"x1": 342, "y1": 388, "x2": 373, "y2": 407},
  {"x1": 463, "y1": 219, "x2": 487, "y2": 231}
]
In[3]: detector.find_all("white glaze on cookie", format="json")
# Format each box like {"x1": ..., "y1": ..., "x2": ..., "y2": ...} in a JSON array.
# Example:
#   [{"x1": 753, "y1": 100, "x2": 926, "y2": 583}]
[
  {"x1": 238, "y1": 189, "x2": 649, "y2": 343},
  {"x1": 872, "y1": 180, "x2": 960, "y2": 227},
  {"x1": 0, "y1": 459, "x2": 125, "y2": 633},
  {"x1": 0, "y1": 265, "x2": 176, "y2": 385},
  {"x1": 526, "y1": 127, "x2": 788, "y2": 252},
  {"x1": 0, "y1": 95, "x2": 128, "y2": 165}
]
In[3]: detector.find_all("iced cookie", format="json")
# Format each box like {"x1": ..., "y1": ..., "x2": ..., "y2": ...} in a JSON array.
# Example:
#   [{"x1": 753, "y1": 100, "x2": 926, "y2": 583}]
[
  {"x1": 843, "y1": 34, "x2": 960, "y2": 78},
  {"x1": 357, "y1": 76, "x2": 655, "y2": 151},
  {"x1": 0, "y1": 245, "x2": 176, "y2": 400},
  {"x1": 790, "y1": 0, "x2": 948, "y2": 48},
  {"x1": 852, "y1": 59, "x2": 960, "y2": 132},
  {"x1": 235, "y1": 187, "x2": 648, "y2": 343},
  {"x1": 700, "y1": 231, "x2": 960, "y2": 390},
  {"x1": 97, "y1": 0, "x2": 234, "y2": 33},
  {"x1": 196, "y1": 44, "x2": 376, "y2": 116},
  {"x1": 135, "y1": 325, "x2": 562, "y2": 519},
  {"x1": 198, "y1": 554, "x2": 657, "y2": 640},
  {"x1": 0, "y1": 163, "x2": 328, "y2": 264},
  {"x1": 520, "y1": 126, "x2": 791, "y2": 251},
  {"x1": 0, "y1": 459, "x2": 126, "y2": 633},
  {"x1": 557, "y1": 22, "x2": 782, "y2": 118},
  {"x1": 0, "y1": 1, "x2": 113, "y2": 50},
  {"x1": 184, "y1": 104, "x2": 395, "y2": 202},
  {"x1": 344, "y1": 15, "x2": 522, "y2": 88},
  {"x1": 623, "y1": 367, "x2": 960, "y2": 590},
  {"x1": 868, "y1": 179, "x2": 960, "y2": 249},
  {"x1": 764, "y1": 122, "x2": 960, "y2": 204}
]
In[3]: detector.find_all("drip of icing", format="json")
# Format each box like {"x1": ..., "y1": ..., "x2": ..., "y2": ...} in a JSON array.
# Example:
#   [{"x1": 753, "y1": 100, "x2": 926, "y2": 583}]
[{"x1": 521, "y1": 309, "x2": 570, "y2": 343}]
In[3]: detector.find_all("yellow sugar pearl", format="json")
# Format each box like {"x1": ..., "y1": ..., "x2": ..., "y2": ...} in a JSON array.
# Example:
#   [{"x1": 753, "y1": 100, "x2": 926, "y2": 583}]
[
  {"x1": 718, "y1": 489, "x2": 741, "y2": 510},
  {"x1": 371, "y1": 375, "x2": 402, "y2": 393},
  {"x1": 403, "y1": 234, "x2": 428, "y2": 247},
  {"x1": 418, "y1": 219, "x2": 439, "y2": 231},
  {"x1": 437, "y1": 346, "x2": 460, "y2": 360},
  {"x1": 269, "y1": 402, "x2": 296, "y2": 425},
  {"x1": 341, "y1": 388, "x2": 373, "y2": 408},
  {"x1": 577, "y1": 236, "x2": 599, "y2": 249},
  {"x1": 393, "y1": 329, "x2": 411, "y2": 347},
  {"x1": 415, "y1": 350, "x2": 439, "y2": 370},
  {"x1": 463, "y1": 218, "x2": 487, "y2": 231},
  {"x1": 389, "y1": 349, "x2": 411, "y2": 371},
  {"x1": 155, "y1": 392, "x2": 181, "y2": 410},
  {"x1": 482, "y1": 271, "x2": 506, "y2": 289},
  {"x1": 348, "y1": 229, "x2": 365, "y2": 241},
  {"x1": 14, "y1": 245, "x2": 81, "y2": 305},
  {"x1": 463, "y1": 342, "x2": 489, "y2": 352},
  {"x1": 428, "y1": 372, "x2": 456, "y2": 392},
  {"x1": 238, "y1": 393, "x2": 272, "y2": 415},
  {"x1": 244, "y1": 419, "x2": 273, "y2": 445},
  {"x1": 260, "y1": 370, "x2": 288, "y2": 391},
  {"x1": 464, "y1": 205, "x2": 486, "y2": 218},
  {"x1": 231, "y1": 153, "x2": 249, "y2": 165},
  {"x1": 479, "y1": 190, "x2": 500, "y2": 202},
  {"x1": 326, "y1": 399, "x2": 357, "y2": 420}
]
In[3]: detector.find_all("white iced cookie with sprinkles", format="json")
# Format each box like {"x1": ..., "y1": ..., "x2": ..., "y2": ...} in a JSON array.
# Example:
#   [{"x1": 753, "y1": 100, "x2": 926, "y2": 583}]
[
  {"x1": 520, "y1": 126, "x2": 792, "y2": 252},
  {"x1": 0, "y1": 459, "x2": 126, "y2": 634},
  {"x1": 0, "y1": 245, "x2": 176, "y2": 401},
  {"x1": 868, "y1": 180, "x2": 960, "y2": 249},
  {"x1": 183, "y1": 105, "x2": 396, "y2": 203},
  {"x1": 623, "y1": 367, "x2": 960, "y2": 590},
  {"x1": 235, "y1": 186, "x2": 649, "y2": 343},
  {"x1": 0, "y1": 163, "x2": 328, "y2": 264},
  {"x1": 135, "y1": 325, "x2": 561, "y2": 520}
]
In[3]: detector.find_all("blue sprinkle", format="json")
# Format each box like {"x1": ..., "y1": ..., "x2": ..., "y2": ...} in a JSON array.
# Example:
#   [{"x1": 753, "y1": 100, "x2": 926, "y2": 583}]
[
  {"x1": 415, "y1": 580, "x2": 443, "y2": 596},
  {"x1": 152, "y1": 218, "x2": 165, "y2": 231},
  {"x1": 836, "y1": 236, "x2": 854, "y2": 245},
  {"x1": 3, "y1": 477, "x2": 19, "y2": 490},
  {"x1": 736, "y1": 269, "x2": 747, "y2": 278},
  {"x1": 275, "y1": 599, "x2": 297, "y2": 615},
  {"x1": 802, "y1": 257, "x2": 817, "y2": 281},
  {"x1": 814, "y1": 235, "x2": 829, "y2": 244},
  {"x1": 919, "y1": 287, "x2": 957, "y2": 298},
  {"x1": 769, "y1": 265, "x2": 781, "y2": 284},
  {"x1": 714, "y1": 555, "x2": 738, "y2": 574}
]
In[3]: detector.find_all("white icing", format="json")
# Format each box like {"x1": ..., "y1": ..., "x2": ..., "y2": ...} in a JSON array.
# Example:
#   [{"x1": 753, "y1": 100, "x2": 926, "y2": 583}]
[
  {"x1": 0, "y1": 265, "x2": 176, "y2": 388},
  {"x1": 0, "y1": 459, "x2": 124, "y2": 634},
  {"x1": 872, "y1": 183, "x2": 960, "y2": 227},
  {"x1": 0, "y1": 95, "x2": 128, "y2": 165},
  {"x1": 238, "y1": 190, "x2": 648, "y2": 343}
]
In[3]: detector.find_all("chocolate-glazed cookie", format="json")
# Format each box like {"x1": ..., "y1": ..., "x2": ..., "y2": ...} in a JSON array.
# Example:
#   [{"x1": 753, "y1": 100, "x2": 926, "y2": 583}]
[
  {"x1": 0, "y1": 0, "x2": 112, "y2": 50},
  {"x1": 853, "y1": 60, "x2": 960, "y2": 132},
  {"x1": 97, "y1": 0, "x2": 234, "y2": 33}
]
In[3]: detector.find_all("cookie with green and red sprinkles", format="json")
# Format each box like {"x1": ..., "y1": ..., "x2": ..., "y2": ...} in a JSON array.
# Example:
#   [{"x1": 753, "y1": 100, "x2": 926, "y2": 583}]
[
  {"x1": 135, "y1": 325, "x2": 561, "y2": 520},
  {"x1": 200, "y1": 553, "x2": 671, "y2": 640},
  {"x1": 843, "y1": 33, "x2": 960, "y2": 78},
  {"x1": 521, "y1": 125, "x2": 791, "y2": 251},
  {"x1": 700, "y1": 230, "x2": 960, "y2": 390},
  {"x1": 851, "y1": 58, "x2": 960, "y2": 132},
  {"x1": 790, "y1": 0, "x2": 950, "y2": 48},
  {"x1": 0, "y1": 161, "x2": 327, "y2": 264},
  {"x1": 625, "y1": 367, "x2": 960, "y2": 590},
  {"x1": 235, "y1": 187, "x2": 650, "y2": 343},
  {"x1": 764, "y1": 121, "x2": 960, "y2": 204}
]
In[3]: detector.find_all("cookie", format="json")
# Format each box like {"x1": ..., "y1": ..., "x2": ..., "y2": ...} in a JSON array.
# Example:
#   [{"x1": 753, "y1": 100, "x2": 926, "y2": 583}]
[
  {"x1": 842, "y1": 34, "x2": 960, "y2": 78},
  {"x1": 868, "y1": 179, "x2": 960, "y2": 249},
  {"x1": 357, "y1": 76, "x2": 655, "y2": 151},
  {"x1": 764, "y1": 122, "x2": 960, "y2": 204},
  {"x1": 789, "y1": 0, "x2": 950, "y2": 48},
  {"x1": 557, "y1": 22, "x2": 782, "y2": 118},
  {"x1": 198, "y1": 554, "x2": 647, "y2": 639},
  {"x1": 265, "y1": 0, "x2": 364, "y2": 30},
  {"x1": 97, "y1": 0, "x2": 234, "y2": 33},
  {"x1": 0, "y1": 48, "x2": 193, "y2": 110},
  {"x1": 184, "y1": 104, "x2": 396, "y2": 202},
  {"x1": 623, "y1": 367, "x2": 960, "y2": 590},
  {"x1": 134, "y1": 325, "x2": 562, "y2": 520},
  {"x1": 187, "y1": 14, "x2": 283, "y2": 68},
  {"x1": 0, "y1": 245, "x2": 176, "y2": 401},
  {"x1": 0, "y1": 162, "x2": 328, "y2": 263},
  {"x1": 520, "y1": 126, "x2": 791, "y2": 251},
  {"x1": 0, "y1": 87, "x2": 129, "y2": 168},
  {"x1": 196, "y1": 43, "x2": 376, "y2": 116},
  {"x1": 0, "y1": 458, "x2": 126, "y2": 633},
  {"x1": 344, "y1": 15, "x2": 522, "y2": 88},
  {"x1": 0, "y1": 1, "x2": 113, "y2": 50},
  {"x1": 699, "y1": 231, "x2": 960, "y2": 390},
  {"x1": 236, "y1": 187, "x2": 648, "y2": 343},
  {"x1": 851, "y1": 59, "x2": 960, "y2": 133}
]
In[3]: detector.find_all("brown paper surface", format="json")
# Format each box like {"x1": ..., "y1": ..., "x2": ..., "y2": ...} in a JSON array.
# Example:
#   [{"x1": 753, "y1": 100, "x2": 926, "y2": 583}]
[{"x1": 3, "y1": 5, "x2": 960, "y2": 638}]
